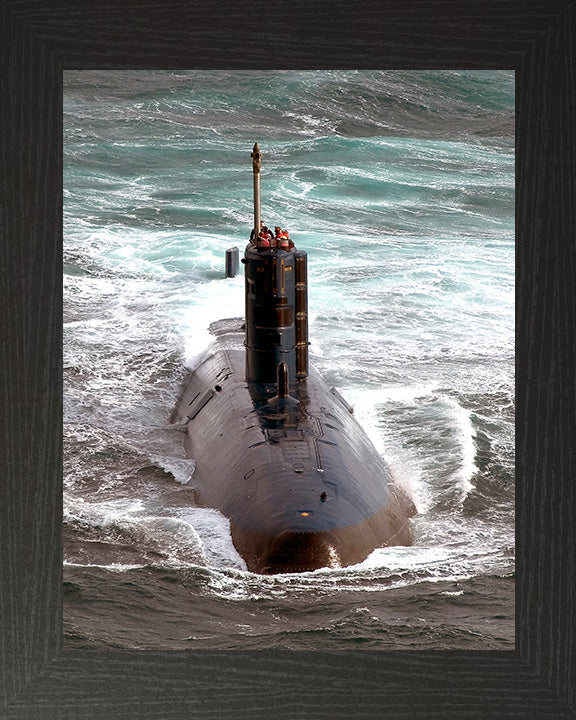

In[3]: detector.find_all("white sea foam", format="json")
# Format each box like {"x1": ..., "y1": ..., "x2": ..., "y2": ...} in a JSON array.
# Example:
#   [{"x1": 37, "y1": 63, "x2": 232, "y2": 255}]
[
  {"x1": 180, "y1": 275, "x2": 244, "y2": 364},
  {"x1": 174, "y1": 508, "x2": 247, "y2": 571},
  {"x1": 334, "y1": 383, "x2": 439, "y2": 510},
  {"x1": 445, "y1": 396, "x2": 478, "y2": 496},
  {"x1": 345, "y1": 383, "x2": 439, "y2": 409},
  {"x1": 122, "y1": 516, "x2": 206, "y2": 565},
  {"x1": 64, "y1": 561, "x2": 146, "y2": 571},
  {"x1": 64, "y1": 496, "x2": 207, "y2": 562},
  {"x1": 64, "y1": 496, "x2": 147, "y2": 525},
  {"x1": 150, "y1": 455, "x2": 196, "y2": 485}
]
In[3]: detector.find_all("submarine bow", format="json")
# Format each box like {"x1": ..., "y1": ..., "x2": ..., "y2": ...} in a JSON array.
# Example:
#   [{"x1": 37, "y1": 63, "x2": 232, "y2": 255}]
[{"x1": 172, "y1": 143, "x2": 416, "y2": 574}]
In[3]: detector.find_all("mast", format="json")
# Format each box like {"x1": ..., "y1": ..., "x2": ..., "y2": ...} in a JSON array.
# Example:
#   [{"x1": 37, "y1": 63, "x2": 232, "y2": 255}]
[{"x1": 251, "y1": 143, "x2": 261, "y2": 240}]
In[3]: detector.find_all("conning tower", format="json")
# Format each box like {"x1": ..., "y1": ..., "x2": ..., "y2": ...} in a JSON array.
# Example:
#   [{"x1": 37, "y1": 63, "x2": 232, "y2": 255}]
[{"x1": 244, "y1": 143, "x2": 308, "y2": 389}]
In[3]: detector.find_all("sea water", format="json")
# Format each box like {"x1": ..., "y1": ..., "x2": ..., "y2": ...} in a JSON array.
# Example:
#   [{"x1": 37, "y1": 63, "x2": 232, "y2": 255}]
[{"x1": 63, "y1": 70, "x2": 514, "y2": 650}]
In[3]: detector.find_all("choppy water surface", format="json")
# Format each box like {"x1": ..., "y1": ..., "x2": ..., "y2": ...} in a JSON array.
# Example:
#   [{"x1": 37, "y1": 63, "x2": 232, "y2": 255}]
[{"x1": 63, "y1": 70, "x2": 514, "y2": 650}]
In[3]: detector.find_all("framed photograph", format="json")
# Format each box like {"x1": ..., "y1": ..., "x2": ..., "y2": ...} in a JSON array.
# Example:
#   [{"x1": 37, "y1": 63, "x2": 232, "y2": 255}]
[{"x1": 2, "y1": 2, "x2": 574, "y2": 717}]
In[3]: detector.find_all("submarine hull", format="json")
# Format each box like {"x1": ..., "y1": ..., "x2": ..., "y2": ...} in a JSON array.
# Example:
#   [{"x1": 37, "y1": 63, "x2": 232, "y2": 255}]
[{"x1": 172, "y1": 320, "x2": 416, "y2": 574}]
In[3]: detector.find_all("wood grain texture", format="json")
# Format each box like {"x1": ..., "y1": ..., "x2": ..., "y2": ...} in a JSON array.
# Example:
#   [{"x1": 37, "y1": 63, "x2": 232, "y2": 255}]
[{"x1": 1, "y1": 0, "x2": 574, "y2": 717}]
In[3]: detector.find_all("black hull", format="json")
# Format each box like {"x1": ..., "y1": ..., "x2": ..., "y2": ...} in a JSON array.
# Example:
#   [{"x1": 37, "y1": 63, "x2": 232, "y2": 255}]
[{"x1": 172, "y1": 321, "x2": 416, "y2": 574}]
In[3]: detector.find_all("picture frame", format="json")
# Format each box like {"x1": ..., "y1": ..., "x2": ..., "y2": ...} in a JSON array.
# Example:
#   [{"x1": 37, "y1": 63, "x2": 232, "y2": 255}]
[{"x1": 1, "y1": 1, "x2": 574, "y2": 716}]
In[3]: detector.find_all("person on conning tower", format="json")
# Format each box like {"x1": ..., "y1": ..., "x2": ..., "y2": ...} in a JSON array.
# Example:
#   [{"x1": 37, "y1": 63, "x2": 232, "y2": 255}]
[{"x1": 250, "y1": 220, "x2": 270, "y2": 243}]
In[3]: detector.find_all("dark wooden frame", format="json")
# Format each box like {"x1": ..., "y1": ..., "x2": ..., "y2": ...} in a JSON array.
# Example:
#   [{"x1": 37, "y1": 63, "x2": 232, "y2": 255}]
[{"x1": 1, "y1": 1, "x2": 574, "y2": 717}]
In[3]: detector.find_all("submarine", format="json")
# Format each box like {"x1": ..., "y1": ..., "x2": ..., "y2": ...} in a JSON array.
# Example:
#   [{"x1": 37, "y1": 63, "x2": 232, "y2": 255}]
[{"x1": 171, "y1": 143, "x2": 416, "y2": 574}]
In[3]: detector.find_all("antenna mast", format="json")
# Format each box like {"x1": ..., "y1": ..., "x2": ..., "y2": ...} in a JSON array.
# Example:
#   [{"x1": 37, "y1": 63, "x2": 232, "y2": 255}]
[{"x1": 251, "y1": 143, "x2": 261, "y2": 240}]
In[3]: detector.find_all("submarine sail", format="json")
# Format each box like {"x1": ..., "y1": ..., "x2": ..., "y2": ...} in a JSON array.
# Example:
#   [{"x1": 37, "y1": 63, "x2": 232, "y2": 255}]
[{"x1": 172, "y1": 144, "x2": 416, "y2": 574}]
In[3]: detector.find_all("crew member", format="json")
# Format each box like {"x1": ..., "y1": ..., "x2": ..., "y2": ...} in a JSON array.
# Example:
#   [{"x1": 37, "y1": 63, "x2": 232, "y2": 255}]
[
  {"x1": 258, "y1": 232, "x2": 271, "y2": 249},
  {"x1": 250, "y1": 221, "x2": 268, "y2": 243},
  {"x1": 277, "y1": 228, "x2": 290, "y2": 250}
]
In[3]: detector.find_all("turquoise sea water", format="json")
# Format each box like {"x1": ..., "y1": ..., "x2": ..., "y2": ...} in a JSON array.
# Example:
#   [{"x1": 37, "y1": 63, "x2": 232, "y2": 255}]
[{"x1": 63, "y1": 70, "x2": 515, "y2": 650}]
